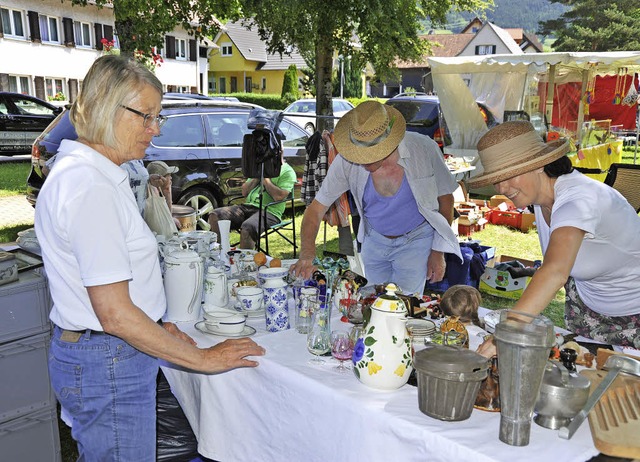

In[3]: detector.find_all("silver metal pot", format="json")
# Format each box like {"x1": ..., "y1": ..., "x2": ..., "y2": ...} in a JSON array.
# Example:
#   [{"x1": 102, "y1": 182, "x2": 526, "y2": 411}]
[{"x1": 534, "y1": 361, "x2": 591, "y2": 430}]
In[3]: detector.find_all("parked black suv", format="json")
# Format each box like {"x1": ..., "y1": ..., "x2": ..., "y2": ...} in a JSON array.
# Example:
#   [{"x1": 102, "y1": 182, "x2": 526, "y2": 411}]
[
  {"x1": 26, "y1": 99, "x2": 309, "y2": 229},
  {"x1": 385, "y1": 93, "x2": 497, "y2": 149},
  {"x1": 0, "y1": 92, "x2": 63, "y2": 155}
]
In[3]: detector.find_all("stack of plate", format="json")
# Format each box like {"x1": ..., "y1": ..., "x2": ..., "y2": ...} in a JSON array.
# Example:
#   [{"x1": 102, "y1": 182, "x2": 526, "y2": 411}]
[{"x1": 407, "y1": 319, "x2": 437, "y2": 347}]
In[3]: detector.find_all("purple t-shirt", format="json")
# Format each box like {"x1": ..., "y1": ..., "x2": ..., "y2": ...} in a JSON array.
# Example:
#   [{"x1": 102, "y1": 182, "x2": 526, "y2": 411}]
[{"x1": 363, "y1": 174, "x2": 425, "y2": 236}]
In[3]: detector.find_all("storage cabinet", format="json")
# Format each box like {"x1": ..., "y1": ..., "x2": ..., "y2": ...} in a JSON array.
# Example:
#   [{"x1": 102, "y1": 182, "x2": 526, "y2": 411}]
[{"x1": 0, "y1": 268, "x2": 61, "y2": 462}]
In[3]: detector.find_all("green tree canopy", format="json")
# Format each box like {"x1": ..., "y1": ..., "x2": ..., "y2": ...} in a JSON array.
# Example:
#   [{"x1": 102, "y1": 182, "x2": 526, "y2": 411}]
[
  {"x1": 240, "y1": 0, "x2": 492, "y2": 131},
  {"x1": 539, "y1": 0, "x2": 640, "y2": 51},
  {"x1": 70, "y1": 0, "x2": 242, "y2": 55}
]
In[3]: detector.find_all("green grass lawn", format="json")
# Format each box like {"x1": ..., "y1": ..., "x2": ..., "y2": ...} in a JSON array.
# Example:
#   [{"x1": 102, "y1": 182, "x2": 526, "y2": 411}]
[{"x1": 0, "y1": 161, "x2": 29, "y2": 197}]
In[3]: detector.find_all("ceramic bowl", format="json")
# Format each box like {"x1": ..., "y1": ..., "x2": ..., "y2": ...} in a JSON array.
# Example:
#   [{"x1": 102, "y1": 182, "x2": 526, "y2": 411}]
[
  {"x1": 236, "y1": 286, "x2": 264, "y2": 311},
  {"x1": 257, "y1": 266, "x2": 290, "y2": 281},
  {"x1": 203, "y1": 310, "x2": 246, "y2": 334}
]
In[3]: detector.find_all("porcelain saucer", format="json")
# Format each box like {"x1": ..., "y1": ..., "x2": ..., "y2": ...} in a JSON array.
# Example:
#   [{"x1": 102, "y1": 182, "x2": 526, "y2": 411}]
[
  {"x1": 195, "y1": 321, "x2": 256, "y2": 338},
  {"x1": 234, "y1": 305, "x2": 265, "y2": 319}
]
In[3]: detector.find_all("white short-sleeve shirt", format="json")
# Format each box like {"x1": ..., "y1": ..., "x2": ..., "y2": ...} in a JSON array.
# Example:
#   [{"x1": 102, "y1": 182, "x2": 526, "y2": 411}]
[
  {"x1": 535, "y1": 170, "x2": 640, "y2": 316},
  {"x1": 35, "y1": 140, "x2": 165, "y2": 331}
]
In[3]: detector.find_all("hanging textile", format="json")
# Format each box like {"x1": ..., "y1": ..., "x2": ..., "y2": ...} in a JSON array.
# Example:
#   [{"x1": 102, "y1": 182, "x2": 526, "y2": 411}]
[
  {"x1": 301, "y1": 131, "x2": 327, "y2": 205},
  {"x1": 321, "y1": 130, "x2": 351, "y2": 228}
]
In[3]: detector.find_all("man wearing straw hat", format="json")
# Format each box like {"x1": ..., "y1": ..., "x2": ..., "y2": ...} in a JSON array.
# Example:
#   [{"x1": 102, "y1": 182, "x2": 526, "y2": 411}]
[
  {"x1": 471, "y1": 121, "x2": 640, "y2": 356},
  {"x1": 290, "y1": 101, "x2": 462, "y2": 296}
]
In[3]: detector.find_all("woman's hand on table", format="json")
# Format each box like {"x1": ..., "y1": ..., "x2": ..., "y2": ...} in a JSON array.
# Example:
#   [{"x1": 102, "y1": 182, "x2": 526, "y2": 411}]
[
  {"x1": 289, "y1": 257, "x2": 317, "y2": 280},
  {"x1": 477, "y1": 335, "x2": 497, "y2": 358},
  {"x1": 201, "y1": 338, "x2": 266, "y2": 373}
]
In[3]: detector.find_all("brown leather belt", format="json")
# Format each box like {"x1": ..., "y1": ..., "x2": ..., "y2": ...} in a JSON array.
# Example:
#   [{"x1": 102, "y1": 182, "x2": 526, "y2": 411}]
[{"x1": 59, "y1": 328, "x2": 105, "y2": 343}]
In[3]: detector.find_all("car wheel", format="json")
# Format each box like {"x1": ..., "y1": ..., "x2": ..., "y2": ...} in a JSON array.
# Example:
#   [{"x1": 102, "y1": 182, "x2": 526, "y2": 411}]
[
  {"x1": 178, "y1": 187, "x2": 218, "y2": 231},
  {"x1": 304, "y1": 122, "x2": 315, "y2": 135}
]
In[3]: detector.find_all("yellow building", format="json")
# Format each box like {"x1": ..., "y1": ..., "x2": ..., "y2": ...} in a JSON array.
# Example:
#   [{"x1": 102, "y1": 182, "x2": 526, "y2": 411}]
[{"x1": 209, "y1": 21, "x2": 307, "y2": 94}]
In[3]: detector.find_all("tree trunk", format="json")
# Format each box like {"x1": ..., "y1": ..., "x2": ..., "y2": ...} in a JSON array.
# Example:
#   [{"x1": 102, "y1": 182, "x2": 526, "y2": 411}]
[
  {"x1": 112, "y1": 2, "x2": 135, "y2": 56},
  {"x1": 316, "y1": 28, "x2": 335, "y2": 133}
]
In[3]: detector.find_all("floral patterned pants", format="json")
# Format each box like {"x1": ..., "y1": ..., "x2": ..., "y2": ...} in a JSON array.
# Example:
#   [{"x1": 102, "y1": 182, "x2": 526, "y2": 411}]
[{"x1": 564, "y1": 277, "x2": 640, "y2": 349}]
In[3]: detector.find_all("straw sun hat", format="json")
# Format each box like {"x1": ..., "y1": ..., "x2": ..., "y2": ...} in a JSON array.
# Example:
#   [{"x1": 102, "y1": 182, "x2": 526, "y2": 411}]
[
  {"x1": 334, "y1": 101, "x2": 406, "y2": 164},
  {"x1": 466, "y1": 120, "x2": 570, "y2": 188}
]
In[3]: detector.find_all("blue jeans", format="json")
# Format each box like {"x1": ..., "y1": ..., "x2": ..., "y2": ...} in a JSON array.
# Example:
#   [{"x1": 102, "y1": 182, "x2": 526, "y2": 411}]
[
  {"x1": 361, "y1": 220, "x2": 434, "y2": 296},
  {"x1": 49, "y1": 325, "x2": 158, "y2": 461}
]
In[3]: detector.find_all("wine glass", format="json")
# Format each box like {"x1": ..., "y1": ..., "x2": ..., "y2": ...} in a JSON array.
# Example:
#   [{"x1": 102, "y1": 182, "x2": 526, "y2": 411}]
[{"x1": 330, "y1": 330, "x2": 353, "y2": 372}]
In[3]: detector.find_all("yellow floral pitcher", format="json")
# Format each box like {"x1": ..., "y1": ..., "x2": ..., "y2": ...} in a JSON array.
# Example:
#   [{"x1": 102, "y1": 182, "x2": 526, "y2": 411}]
[{"x1": 352, "y1": 283, "x2": 413, "y2": 390}]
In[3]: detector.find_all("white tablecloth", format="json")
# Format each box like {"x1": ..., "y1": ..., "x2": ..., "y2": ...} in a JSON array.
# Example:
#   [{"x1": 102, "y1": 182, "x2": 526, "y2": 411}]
[{"x1": 161, "y1": 307, "x2": 599, "y2": 462}]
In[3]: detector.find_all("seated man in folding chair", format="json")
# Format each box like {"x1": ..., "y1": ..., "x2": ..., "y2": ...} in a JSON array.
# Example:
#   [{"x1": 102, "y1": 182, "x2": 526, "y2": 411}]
[{"x1": 208, "y1": 156, "x2": 296, "y2": 250}]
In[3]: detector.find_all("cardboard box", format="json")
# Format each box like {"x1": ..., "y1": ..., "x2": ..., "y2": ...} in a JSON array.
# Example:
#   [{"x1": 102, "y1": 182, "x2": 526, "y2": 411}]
[
  {"x1": 520, "y1": 213, "x2": 536, "y2": 232},
  {"x1": 479, "y1": 254, "x2": 536, "y2": 299},
  {"x1": 489, "y1": 195, "x2": 514, "y2": 208}
]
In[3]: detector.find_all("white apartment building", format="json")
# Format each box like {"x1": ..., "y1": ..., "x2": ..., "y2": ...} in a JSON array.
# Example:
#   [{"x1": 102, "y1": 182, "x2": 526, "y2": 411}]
[{"x1": 0, "y1": 0, "x2": 213, "y2": 103}]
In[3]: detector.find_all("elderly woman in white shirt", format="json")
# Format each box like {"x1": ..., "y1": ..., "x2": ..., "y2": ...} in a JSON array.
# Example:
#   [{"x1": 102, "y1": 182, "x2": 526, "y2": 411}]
[{"x1": 35, "y1": 55, "x2": 264, "y2": 460}]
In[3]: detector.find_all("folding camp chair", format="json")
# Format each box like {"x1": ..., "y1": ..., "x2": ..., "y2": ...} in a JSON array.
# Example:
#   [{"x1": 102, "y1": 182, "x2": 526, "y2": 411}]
[
  {"x1": 259, "y1": 191, "x2": 297, "y2": 257},
  {"x1": 604, "y1": 163, "x2": 640, "y2": 213}
]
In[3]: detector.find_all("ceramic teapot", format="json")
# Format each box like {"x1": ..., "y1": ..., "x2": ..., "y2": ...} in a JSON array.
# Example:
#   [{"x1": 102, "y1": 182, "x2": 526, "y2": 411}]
[
  {"x1": 203, "y1": 266, "x2": 228, "y2": 308},
  {"x1": 163, "y1": 247, "x2": 203, "y2": 322},
  {"x1": 352, "y1": 283, "x2": 413, "y2": 390}
]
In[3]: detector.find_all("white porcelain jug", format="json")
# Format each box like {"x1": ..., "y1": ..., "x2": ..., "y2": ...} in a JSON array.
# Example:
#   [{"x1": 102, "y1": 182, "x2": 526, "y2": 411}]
[
  {"x1": 163, "y1": 247, "x2": 203, "y2": 322},
  {"x1": 352, "y1": 283, "x2": 412, "y2": 390},
  {"x1": 203, "y1": 266, "x2": 228, "y2": 308}
]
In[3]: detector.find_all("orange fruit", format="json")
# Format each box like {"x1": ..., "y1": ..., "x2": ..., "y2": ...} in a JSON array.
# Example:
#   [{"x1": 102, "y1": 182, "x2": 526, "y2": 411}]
[
  {"x1": 270, "y1": 258, "x2": 282, "y2": 268},
  {"x1": 254, "y1": 252, "x2": 267, "y2": 266}
]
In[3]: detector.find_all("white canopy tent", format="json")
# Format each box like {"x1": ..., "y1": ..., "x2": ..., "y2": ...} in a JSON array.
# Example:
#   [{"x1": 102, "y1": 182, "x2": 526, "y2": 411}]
[{"x1": 429, "y1": 52, "x2": 640, "y2": 179}]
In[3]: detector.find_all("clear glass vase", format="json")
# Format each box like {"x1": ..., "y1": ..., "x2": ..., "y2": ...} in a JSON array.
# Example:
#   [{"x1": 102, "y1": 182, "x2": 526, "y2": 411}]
[{"x1": 306, "y1": 301, "x2": 331, "y2": 364}]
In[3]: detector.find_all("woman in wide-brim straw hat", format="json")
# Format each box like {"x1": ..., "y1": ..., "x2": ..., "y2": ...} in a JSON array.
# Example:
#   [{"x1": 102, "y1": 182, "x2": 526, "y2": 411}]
[
  {"x1": 472, "y1": 121, "x2": 640, "y2": 356},
  {"x1": 290, "y1": 100, "x2": 462, "y2": 296}
]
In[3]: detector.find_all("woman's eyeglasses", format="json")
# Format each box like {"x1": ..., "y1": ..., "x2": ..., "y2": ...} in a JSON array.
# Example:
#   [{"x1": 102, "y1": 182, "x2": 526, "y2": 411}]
[{"x1": 120, "y1": 105, "x2": 167, "y2": 128}]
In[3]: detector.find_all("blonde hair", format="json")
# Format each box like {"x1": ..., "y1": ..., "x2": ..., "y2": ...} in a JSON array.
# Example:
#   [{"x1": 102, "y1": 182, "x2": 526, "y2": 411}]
[
  {"x1": 70, "y1": 54, "x2": 162, "y2": 149},
  {"x1": 440, "y1": 285, "x2": 483, "y2": 327}
]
